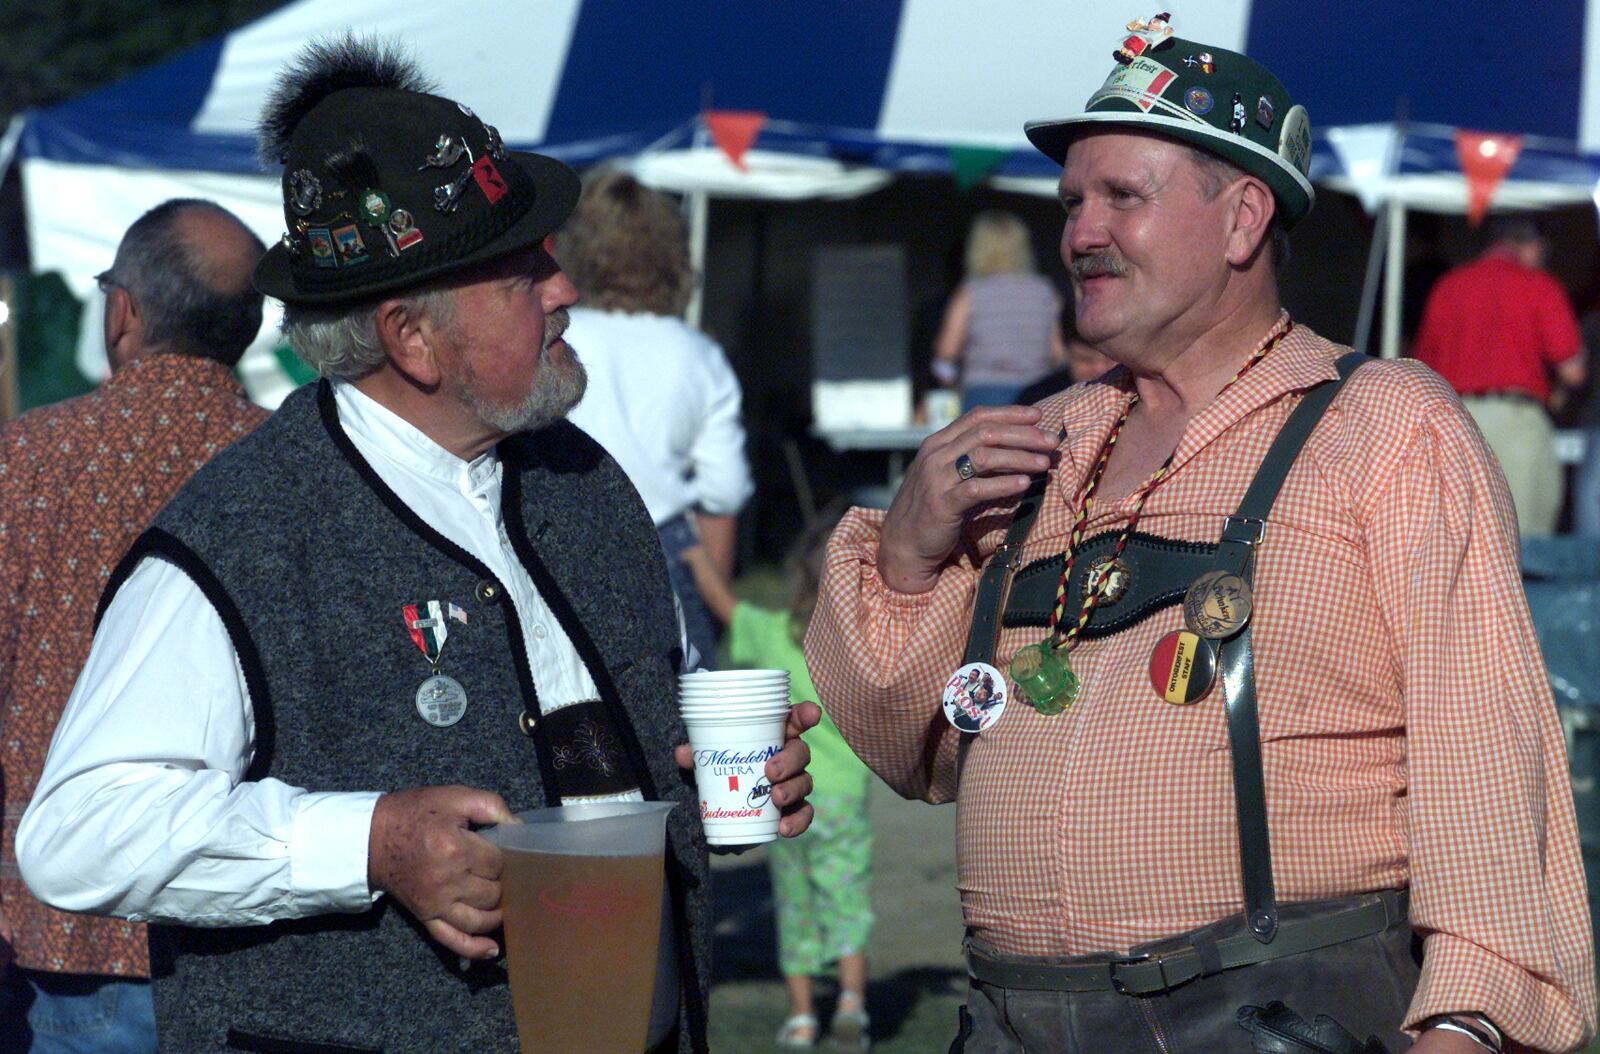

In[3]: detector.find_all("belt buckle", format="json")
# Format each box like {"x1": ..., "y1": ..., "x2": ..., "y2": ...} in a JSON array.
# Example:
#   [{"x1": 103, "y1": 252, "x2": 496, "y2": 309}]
[{"x1": 1108, "y1": 952, "x2": 1171, "y2": 995}]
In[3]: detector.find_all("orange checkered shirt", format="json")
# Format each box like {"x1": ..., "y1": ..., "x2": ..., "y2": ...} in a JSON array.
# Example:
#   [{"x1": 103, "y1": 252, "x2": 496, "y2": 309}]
[
  {"x1": 0, "y1": 353, "x2": 267, "y2": 977},
  {"x1": 805, "y1": 320, "x2": 1597, "y2": 1050}
]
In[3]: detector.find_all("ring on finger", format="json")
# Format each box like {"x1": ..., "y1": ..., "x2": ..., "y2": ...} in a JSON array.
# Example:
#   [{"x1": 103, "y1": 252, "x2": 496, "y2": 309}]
[{"x1": 955, "y1": 453, "x2": 976, "y2": 481}]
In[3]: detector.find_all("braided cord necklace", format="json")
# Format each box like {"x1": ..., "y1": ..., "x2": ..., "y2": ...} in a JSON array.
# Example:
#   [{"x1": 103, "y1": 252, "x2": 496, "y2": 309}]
[{"x1": 1009, "y1": 318, "x2": 1295, "y2": 714}]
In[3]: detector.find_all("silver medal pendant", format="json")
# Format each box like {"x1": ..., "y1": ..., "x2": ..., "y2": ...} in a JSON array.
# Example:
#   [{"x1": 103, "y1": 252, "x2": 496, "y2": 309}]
[{"x1": 415, "y1": 674, "x2": 468, "y2": 727}]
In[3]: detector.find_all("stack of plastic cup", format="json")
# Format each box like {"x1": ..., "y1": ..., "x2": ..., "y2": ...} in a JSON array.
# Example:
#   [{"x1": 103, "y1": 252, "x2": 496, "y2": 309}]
[{"x1": 679, "y1": 669, "x2": 792, "y2": 846}]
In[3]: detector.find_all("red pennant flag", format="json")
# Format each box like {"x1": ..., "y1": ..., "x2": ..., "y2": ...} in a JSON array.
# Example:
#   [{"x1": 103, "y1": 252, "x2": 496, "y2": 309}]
[
  {"x1": 727, "y1": 775, "x2": 740, "y2": 791},
  {"x1": 706, "y1": 110, "x2": 766, "y2": 170},
  {"x1": 1454, "y1": 131, "x2": 1522, "y2": 228}
]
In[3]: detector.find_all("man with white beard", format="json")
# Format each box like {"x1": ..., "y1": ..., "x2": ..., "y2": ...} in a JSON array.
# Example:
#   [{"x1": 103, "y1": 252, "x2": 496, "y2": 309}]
[{"x1": 18, "y1": 37, "x2": 816, "y2": 1054}]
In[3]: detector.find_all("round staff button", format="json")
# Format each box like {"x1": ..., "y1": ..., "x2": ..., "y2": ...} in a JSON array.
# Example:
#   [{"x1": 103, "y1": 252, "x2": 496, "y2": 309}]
[{"x1": 1148, "y1": 630, "x2": 1217, "y2": 705}]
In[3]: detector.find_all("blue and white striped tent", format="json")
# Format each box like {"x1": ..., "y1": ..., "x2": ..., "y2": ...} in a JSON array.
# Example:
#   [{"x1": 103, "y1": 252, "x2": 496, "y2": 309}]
[{"x1": 11, "y1": 0, "x2": 1600, "y2": 389}]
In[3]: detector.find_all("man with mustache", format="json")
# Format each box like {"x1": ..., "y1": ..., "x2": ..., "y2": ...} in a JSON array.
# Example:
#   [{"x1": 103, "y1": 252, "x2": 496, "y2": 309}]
[
  {"x1": 806, "y1": 19, "x2": 1593, "y2": 1054},
  {"x1": 17, "y1": 38, "x2": 817, "y2": 1054}
]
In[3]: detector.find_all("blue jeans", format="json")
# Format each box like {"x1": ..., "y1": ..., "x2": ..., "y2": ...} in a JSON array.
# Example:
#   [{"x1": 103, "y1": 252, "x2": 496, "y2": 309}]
[
  {"x1": 960, "y1": 384, "x2": 1025, "y2": 412},
  {"x1": 0, "y1": 967, "x2": 156, "y2": 1054},
  {"x1": 657, "y1": 514, "x2": 719, "y2": 670}
]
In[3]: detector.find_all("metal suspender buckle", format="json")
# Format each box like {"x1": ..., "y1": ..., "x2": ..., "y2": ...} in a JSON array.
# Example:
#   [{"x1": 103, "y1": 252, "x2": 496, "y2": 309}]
[
  {"x1": 989, "y1": 542, "x2": 1022, "y2": 632},
  {"x1": 991, "y1": 541, "x2": 1021, "y2": 570},
  {"x1": 1220, "y1": 515, "x2": 1266, "y2": 548}
]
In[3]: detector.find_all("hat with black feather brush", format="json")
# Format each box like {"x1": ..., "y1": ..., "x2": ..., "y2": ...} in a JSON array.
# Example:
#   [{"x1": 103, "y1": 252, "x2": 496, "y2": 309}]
[{"x1": 253, "y1": 35, "x2": 578, "y2": 305}]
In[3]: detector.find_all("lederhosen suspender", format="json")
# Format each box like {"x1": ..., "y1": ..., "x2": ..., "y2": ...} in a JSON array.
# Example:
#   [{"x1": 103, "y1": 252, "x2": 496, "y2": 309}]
[{"x1": 961, "y1": 352, "x2": 1369, "y2": 945}]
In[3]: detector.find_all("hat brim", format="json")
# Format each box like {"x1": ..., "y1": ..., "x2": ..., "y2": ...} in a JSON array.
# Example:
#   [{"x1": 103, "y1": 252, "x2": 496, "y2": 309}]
[
  {"x1": 254, "y1": 151, "x2": 580, "y2": 306},
  {"x1": 1024, "y1": 112, "x2": 1314, "y2": 229}
]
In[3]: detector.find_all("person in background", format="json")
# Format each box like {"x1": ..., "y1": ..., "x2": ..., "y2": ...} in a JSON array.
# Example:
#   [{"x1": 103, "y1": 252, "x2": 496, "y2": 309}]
[
  {"x1": 1015, "y1": 302, "x2": 1117, "y2": 406},
  {"x1": 561, "y1": 171, "x2": 754, "y2": 667},
  {"x1": 1412, "y1": 216, "x2": 1587, "y2": 534},
  {"x1": 683, "y1": 516, "x2": 874, "y2": 1053},
  {"x1": 932, "y1": 210, "x2": 1068, "y2": 411},
  {"x1": 0, "y1": 198, "x2": 268, "y2": 1053}
]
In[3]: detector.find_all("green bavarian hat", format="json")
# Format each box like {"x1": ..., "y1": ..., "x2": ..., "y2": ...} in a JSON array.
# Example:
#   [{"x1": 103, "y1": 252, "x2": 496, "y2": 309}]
[{"x1": 1025, "y1": 21, "x2": 1314, "y2": 228}]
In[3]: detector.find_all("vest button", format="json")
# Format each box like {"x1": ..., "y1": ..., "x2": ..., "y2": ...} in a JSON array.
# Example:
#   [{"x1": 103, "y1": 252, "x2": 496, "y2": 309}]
[
  {"x1": 475, "y1": 580, "x2": 500, "y2": 603},
  {"x1": 518, "y1": 710, "x2": 538, "y2": 737}
]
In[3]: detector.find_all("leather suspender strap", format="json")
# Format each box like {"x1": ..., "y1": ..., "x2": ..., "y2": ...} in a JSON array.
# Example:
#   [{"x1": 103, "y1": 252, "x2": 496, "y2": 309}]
[
  {"x1": 957, "y1": 352, "x2": 1368, "y2": 948},
  {"x1": 1214, "y1": 351, "x2": 1368, "y2": 944},
  {"x1": 962, "y1": 474, "x2": 1050, "y2": 666}
]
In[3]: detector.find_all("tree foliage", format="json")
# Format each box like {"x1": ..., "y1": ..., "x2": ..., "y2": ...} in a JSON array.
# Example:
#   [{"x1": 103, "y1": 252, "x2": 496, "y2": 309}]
[{"x1": 0, "y1": 0, "x2": 289, "y2": 120}]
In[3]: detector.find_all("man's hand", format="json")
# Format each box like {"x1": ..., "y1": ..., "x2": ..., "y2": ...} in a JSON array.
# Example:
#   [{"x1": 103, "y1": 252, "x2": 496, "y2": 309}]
[
  {"x1": 367, "y1": 785, "x2": 515, "y2": 960},
  {"x1": 675, "y1": 701, "x2": 821, "y2": 838},
  {"x1": 878, "y1": 405, "x2": 1057, "y2": 594}
]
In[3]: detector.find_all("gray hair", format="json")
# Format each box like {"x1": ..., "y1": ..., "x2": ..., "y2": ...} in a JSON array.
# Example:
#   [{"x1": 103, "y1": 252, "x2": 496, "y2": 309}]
[
  {"x1": 281, "y1": 286, "x2": 458, "y2": 379},
  {"x1": 103, "y1": 199, "x2": 266, "y2": 366},
  {"x1": 1183, "y1": 146, "x2": 1292, "y2": 273}
]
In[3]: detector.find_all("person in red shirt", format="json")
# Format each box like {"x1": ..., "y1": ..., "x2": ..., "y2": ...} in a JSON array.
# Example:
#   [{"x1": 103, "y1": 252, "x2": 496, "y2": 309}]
[{"x1": 1412, "y1": 218, "x2": 1588, "y2": 533}]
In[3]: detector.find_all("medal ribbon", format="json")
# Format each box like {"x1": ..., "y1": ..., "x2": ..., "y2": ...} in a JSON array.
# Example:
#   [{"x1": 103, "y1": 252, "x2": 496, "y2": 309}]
[
  {"x1": 1045, "y1": 318, "x2": 1295, "y2": 652},
  {"x1": 403, "y1": 600, "x2": 449, "y2": 669}
]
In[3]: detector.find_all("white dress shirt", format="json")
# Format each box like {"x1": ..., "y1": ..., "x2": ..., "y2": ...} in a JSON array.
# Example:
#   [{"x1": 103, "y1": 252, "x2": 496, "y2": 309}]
[
  {"x1": 564, "y1": 307, "x2": 753, "y2": 524},
  {"x1": 19, "y1": 380, "x2": 688, "y2": 922}
]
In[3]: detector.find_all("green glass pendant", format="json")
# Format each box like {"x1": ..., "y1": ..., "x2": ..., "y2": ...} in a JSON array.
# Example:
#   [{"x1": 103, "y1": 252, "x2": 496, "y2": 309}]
[{"x1": 1009, "y1": 641, "x2": 1080, "y2": 716}]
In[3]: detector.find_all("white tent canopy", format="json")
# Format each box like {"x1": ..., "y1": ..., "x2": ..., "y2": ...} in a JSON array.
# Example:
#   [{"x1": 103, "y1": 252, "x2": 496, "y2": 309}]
[{"x1": 16, "y1": 0, "x2": 1600, "y2": 392}]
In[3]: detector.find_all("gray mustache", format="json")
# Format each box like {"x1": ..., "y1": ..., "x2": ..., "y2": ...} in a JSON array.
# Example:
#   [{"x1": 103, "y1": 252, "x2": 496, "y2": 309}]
[
  {"x1": 544, "y1": 307, "x2": 570, "y2": 347},
  {"x1": 1072, "y1": 253, "x2": 1128, "y2": 280}
]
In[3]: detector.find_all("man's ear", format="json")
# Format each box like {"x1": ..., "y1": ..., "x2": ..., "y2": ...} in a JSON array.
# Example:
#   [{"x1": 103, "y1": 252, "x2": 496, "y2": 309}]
[
  {"x1": 373, "y1": 297, "x2": 444, "y2": 388},
  {"x1": 103, "y1": 287, "x2": 140, "y2": 370},
  {"x1": 1225, "y1": 177, "x2": 1277, "y2": 267}
]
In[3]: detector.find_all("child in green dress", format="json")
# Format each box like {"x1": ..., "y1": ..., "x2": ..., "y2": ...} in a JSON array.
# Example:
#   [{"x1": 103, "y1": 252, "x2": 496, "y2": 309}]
[{"x1": 684, "y1": 522, "x2": 874, "y2": 1052}]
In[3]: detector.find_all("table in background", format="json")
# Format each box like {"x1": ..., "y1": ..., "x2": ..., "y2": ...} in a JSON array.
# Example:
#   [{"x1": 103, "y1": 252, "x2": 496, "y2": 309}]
[
  {"x1": 813, "y1": 425, "x2": 939, "y2": 476},
  {"x1": 780, "y1": 425, "x2": 940, "y2": 523}
]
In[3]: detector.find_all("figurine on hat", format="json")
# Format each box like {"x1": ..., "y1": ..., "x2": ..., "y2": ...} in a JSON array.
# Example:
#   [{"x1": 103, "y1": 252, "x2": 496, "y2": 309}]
[
  {"x1": 1028, "y1": 13, "x2": 1315, "y2": 228},
  {"x1": 1113, "y1": 11, "x2": 1174, "y2": 64}
]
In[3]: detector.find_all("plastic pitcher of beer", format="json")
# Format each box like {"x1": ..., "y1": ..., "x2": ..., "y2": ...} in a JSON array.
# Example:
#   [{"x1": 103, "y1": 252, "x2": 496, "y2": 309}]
[{"x1": 484, "y1": 801, "x2": 676, "y2": 1054}]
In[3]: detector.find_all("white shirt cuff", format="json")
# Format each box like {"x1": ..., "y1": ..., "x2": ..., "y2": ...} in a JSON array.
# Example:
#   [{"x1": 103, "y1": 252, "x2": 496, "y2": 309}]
[{"x1": 289, "y1": 791, "x2": 383, "y2": 913}]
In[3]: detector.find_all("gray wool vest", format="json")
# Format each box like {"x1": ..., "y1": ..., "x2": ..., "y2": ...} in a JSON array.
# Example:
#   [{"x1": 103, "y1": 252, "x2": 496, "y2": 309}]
[{"x1": 104, "y1": 382, "x2": 711, "y2": 1054}]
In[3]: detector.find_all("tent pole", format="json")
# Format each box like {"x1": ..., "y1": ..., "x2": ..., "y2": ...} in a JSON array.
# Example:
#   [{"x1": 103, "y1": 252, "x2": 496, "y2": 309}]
[
  {"x1": 0, "y1": 116, "x2": 24, "y2": 189},
  {"x1": 686, "y1": 188, "x2": 709, "y2": 330},
  {"x1": 0, "y1": 275, "x2": 16, "y2": 424},
  {"x1": 1353, "y1": 205, "x2": 1388, "y2": 357},
  {"x1": 683, "y1": 110, "x2": 712, "y2": 331},
  {"x1": 1380, "y1": 198, "x2": 1407, "y2": 359}
]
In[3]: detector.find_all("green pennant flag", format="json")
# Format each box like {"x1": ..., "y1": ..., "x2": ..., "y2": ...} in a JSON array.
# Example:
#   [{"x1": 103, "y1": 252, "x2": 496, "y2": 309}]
[{"x1": 948, "y1": 145, "x2": 1010, "y2": 191}]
